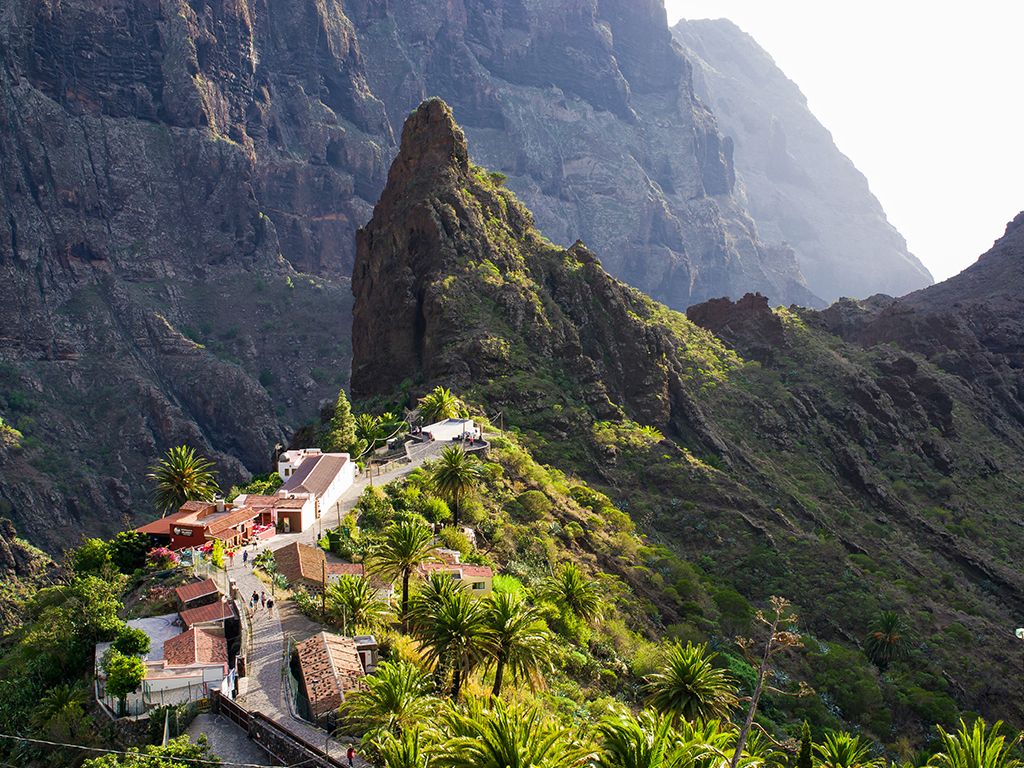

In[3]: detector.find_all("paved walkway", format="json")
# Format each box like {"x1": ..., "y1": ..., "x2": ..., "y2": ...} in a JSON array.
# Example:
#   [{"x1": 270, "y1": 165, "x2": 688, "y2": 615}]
[
  {"x1": 184, "y1": 713, "x2": 271, "y2": 766},
  {"x1": 222, "y1": 450, "x2": 443, "y2": 768}
]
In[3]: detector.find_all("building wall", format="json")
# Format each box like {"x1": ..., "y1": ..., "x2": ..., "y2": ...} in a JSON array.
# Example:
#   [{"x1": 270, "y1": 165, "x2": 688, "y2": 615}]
[
  {"x1": 168, "y1": 526, "x2": 208, "y2": 551},
  {"x1": 320, "y1": 460, "x2": 354, "y2": 518}
]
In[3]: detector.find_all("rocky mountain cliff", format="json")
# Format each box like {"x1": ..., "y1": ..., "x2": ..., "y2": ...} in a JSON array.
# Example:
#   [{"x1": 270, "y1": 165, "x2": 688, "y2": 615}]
[
  {"x1": 0, "y1": 0, "x2": 834, "y2": 552},
  {"x1": 353, "y1": 100, "x2": 1024, "y2": 728},
  {"x1": 673, "y1": 19, "x2": 933, "y2": 302}
]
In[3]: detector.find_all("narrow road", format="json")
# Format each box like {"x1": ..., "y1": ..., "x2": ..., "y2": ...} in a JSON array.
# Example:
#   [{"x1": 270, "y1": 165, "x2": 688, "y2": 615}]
[{"x1": 225, "y1": 448, "x2": 442, "y2": 766}]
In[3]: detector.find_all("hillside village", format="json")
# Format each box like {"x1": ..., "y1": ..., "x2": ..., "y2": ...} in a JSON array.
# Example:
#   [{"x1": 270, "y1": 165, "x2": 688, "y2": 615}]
[{"x1": 80, "y1": 399, "x2": 499, "y2": 764}]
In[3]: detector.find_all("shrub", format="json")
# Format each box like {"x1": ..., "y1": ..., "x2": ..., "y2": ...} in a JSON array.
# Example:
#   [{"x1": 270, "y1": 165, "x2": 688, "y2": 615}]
[
  {"x1": 147, "y1": 547, "x2": 180, "y2": 569},
  {"x1": 438, "y1": 526, "x2": 472, "y2": 554},
  {"x1": 516, "y1": 490, "x2": 552, "y2": 518},
  {"x1": 417, "y1": 496, "x2": 451, "y2": 524},
  {"x1": 356, "y1": 486, "x2": 394, "y2": 529},
  {"x1": 113, "y1": 626, "x2": 152, "y2": 657},
  {"x1": 210, "y1": 540, "x2": 224, "y2": 569},
  {"x1": 564, "y1": 522, "x2": 584, "y2": 540}
]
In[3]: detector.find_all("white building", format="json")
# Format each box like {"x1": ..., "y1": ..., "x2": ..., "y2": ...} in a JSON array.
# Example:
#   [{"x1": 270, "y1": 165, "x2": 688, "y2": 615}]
[{"x1": 276, "y1": 449, "x2": 354, "y2": 531}]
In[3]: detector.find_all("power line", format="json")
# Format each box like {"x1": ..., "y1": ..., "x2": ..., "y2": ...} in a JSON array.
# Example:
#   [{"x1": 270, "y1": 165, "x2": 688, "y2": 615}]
[{"x1": 0, "y1": 732, "x2": 287, "y2": 767}]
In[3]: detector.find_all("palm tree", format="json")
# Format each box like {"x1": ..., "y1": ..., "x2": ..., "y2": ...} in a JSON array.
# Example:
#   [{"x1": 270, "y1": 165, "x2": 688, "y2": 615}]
[
  {"x1": 418, "y1": 387, "x2": 463, "y2": 423},
  {"x1": 356, "y1": 413, "x2": 388, "y2": 455},
  {"x1": 484, "y1": 591, "x2": 554, "y2": 698},
  {"x1": 538, "y1": 562, "x2": 603, "y2": 623},
  {"x1": 368, "y1": 521, "x2": 441, "y2": 631},
  {"x1": 429, "y1": 445, "x2": 486, "y2": 527},
  {"x1": 643, "y1": 642, "x2": 739, "y2": 725},
  {"x1": 814, "y1": 733, "x2": 881, "y2": 768},
  {"x1": 433, "y1": 697, "x2": 593, "y2": 768},
  {"x1": 864, "y1": 612, "x2": 910, "y2": 668},
  {"x1": 31, "y1": 684, "x2": 90, "y2": 737},
  {"x1": 147, "y1": 445, "x2": 218, "y2": 517},
  {"x1": 372, "y1": 725, "x2": 433, "y2": 768},
  {"x1": 933, "y1": 718, "x2": 1021, "y2": 768},
  {"x1": 325, "y1": 574, "x2": 393, "y2": 632},
  {"x1": 409, "y1": 579, "x2": 494, "y2": 701},
  {"x1": 338, "y1": 660, "x2": 439, "y2": 736},
  {"x1": 597, "y1": 709, "x2": 726, "y2": 768}
]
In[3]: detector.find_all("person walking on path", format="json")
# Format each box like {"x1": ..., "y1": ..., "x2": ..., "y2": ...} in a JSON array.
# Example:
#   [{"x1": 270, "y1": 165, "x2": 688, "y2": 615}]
[
  {"x1": 261, "y1": 591, "x2": 267, "y2": 609},
  {"x1": 242, "y1": 550, "x2": 248, "y2": 566},
  {"x1": 229, "y1": 550, "x2": 235, "y2": 567},
  {"x1": 347, "y1": 746, "x2": 355, "y2": 767},
  {"x1": 266, "y1": 598, "x2": 274, "y2": 617}
]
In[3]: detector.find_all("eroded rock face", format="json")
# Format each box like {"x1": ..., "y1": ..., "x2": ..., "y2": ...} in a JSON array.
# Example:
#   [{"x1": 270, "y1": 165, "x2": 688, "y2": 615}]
[
  {"x1": 673, "y1": 18, "x2": 933, "y2": 302},
  {"x1": 352, "y1": 99, "x2": 728, "y2": 455},
  {"x1": 0, "y1": 0, "x2": 368, "y2": 551},
  {"x1": 685, "y1": 292, "x2": 786, "y2": 366}
]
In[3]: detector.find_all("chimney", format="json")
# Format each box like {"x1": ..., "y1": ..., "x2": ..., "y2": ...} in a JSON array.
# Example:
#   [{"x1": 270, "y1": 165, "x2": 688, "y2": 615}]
[{"x1": 216, "y1": 499, "x2": 225, "y2": 513}]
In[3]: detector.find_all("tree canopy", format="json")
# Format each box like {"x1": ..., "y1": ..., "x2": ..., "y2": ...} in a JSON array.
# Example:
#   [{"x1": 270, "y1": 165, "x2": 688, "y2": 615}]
[{"x1": 147, "y1": 445, "x2": 218, "y2": 517}]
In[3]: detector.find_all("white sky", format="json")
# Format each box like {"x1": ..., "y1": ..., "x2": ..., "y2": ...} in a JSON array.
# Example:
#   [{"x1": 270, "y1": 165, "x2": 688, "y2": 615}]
[{"x1": 663, "y1": 1, "x2": 1024, "y2": 283}]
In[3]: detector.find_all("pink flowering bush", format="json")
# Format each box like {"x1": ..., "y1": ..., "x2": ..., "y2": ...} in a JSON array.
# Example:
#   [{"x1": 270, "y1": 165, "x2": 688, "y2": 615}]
[{"x1": 147, "y1": 547, "x2": 180, "y2": 569}]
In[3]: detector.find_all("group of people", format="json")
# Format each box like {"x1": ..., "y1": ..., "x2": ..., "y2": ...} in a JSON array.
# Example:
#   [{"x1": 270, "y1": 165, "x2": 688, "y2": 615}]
[{"x1": 250, "y1": 589, "x2": 274, "y2": 616}]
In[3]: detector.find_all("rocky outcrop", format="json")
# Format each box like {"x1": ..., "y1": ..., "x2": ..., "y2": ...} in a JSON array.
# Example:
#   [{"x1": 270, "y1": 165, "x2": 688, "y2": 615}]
[
  {"x1": 352, "y1": 99, "x2": 729, "y2": 456},
  {"x1": 673, "y1": 18, "x2": 932, "y2": 302},
  {"x1": 685, "y1": 292, "x2": 786, "y2": 366}
]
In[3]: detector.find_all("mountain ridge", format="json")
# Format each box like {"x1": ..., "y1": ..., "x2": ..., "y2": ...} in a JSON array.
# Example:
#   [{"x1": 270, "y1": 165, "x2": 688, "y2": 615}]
[{"x1": 351, "y1": 99, "x2": 1024, "y2": 728}]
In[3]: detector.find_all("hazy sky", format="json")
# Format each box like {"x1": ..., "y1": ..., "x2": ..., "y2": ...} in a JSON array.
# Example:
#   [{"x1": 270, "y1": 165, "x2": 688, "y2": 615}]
[{"x1": 662, "y1": 1, "x2": 1024, "y2": 283}]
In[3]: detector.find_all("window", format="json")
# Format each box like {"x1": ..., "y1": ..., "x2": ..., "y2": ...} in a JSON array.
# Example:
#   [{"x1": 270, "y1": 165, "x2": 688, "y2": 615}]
[{"x1": 472, "y1": 582, "x2": 485, "y2": 590}]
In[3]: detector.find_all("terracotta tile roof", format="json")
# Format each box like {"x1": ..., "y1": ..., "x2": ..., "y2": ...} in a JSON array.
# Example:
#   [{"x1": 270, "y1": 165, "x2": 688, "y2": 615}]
[
  {"x1": 180, "y1": 501, "x2": 216, "y2": 514},
  {"x1": 418, "y1": 562, "x2": 493, "y2": 579},
  {"x1": 273, "y1": 497, "x2": 308, "y2": 509},
  {"x1": 204, "y1": 505, "x2": 258, "y2": 535},
  {"x1": 240, "y1": 495, "x2": 279, "y2": 508},
  {"x1": 135, "y1": 511, "x2": 190, "y2": 535},
  {"x1": 163, "y1": 627, "x2": 228, "y2": 667},
  {"x1": 180, "y1": 600, "x2": 237, "y2": 628},
  {"x1": 280, "y1": 453, "x2": 349, "y2": 498},
  {"x1": 326, "y1": 562, "x2": 393, "y2": 592},
  {"x1": 175, "y1": 579, "x2": 220, "y2": 604},
  {"x1": 295, "y1": 632, "x2": 365, "y2": 718},
  {"x1": 273, "y1": 541, "x2": 326, "y2": 583}
]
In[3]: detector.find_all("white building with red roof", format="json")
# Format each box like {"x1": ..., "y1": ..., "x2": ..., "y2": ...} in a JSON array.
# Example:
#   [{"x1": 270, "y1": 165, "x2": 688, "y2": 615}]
[
  {"x1": 276, "y1": 449, "x2": 354, "y2": 532},
  {"x1": 417, "y1": 562, "x2": 493, "y2": 596}
]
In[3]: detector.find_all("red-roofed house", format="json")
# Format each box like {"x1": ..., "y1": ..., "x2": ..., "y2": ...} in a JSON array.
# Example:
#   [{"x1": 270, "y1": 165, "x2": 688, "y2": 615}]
[
  {"x1": 418, "y1": 562, "x2": 493, "y2": 596},
  {"x1": 175, "y1": 579, "x2": 221, "y2": 612},
  {"x1": 294, "y1": 632, "x2": 366, "y2": 721},
  {"x1": 179, "y1": 599, "x2": 237, "y2": 630},
  {"x1": 138, "y1": 627, "x2": 230, "y2": 698},
  {"x1": 276, "y1": 449, "x2": 354, "y2": 531},
  {"x1": 272, "y1": 542, "x2": 393, "y2": 599},
  {"x1": 135, "y1": 499, "x2": 260, "y2": 551}
]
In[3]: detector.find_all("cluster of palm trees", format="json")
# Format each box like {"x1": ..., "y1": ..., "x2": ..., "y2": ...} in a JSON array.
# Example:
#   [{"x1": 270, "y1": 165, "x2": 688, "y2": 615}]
[
  {"x1": 326, "y1": 520, "x2": 599, "y2": 701},
  {"x1": 340, "y1": 652, "x2": 1019, "y2": 768}
]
